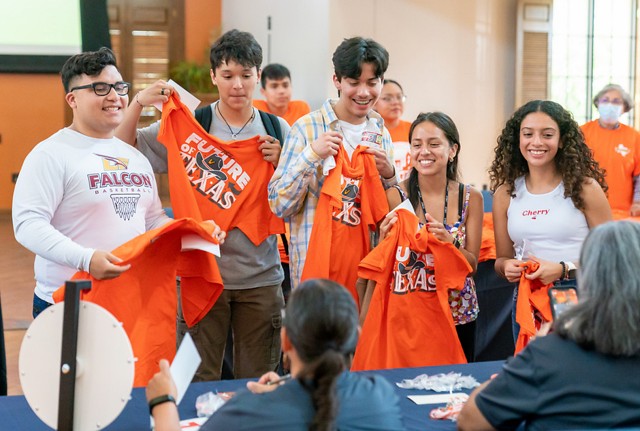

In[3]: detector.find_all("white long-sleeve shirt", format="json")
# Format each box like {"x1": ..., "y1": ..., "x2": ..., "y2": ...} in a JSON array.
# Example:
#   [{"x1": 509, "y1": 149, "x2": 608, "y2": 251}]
[{"x1": 13, "y1": 128, "x2": 170, "y2": 302}]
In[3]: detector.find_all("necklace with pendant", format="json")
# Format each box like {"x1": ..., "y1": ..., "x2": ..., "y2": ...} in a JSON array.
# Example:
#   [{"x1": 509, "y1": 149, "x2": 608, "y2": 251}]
[{"x1": 216, "y1": 102, "x2": 255, "y2": 139}]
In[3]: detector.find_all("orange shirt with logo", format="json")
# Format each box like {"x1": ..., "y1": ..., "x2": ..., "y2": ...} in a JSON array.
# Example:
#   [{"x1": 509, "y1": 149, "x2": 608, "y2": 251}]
[
  {"x1": 301, "y1": 145, "x2": 389, "y2": 302},
  {"x1": 53, "y1": 218, "x2": 223, "y2": 386},
  {"x1": 351, "y1": 209, "x2": 471, "y2": 371},
  {"x1": 581, "y1": 120, "x2": 640, "y2": 211},
  {"x1": 158, "y1": 94, "x2": 284, "y2": 246}
]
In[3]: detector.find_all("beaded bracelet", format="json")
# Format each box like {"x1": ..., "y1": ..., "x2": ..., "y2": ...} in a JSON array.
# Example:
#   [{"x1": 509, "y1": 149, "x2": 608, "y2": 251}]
[
  {"x1": 135, "y1": 93, "x2": 144, "y2": 107},
  {"x1": 559, "y1": 261, "x2": 567, "y2": 280}
]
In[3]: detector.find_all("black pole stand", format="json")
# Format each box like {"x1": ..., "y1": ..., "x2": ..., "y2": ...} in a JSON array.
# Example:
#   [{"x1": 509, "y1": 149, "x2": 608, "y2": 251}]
[{"x1": 57, "y1": 280, "x2": 92, "y2": 431}]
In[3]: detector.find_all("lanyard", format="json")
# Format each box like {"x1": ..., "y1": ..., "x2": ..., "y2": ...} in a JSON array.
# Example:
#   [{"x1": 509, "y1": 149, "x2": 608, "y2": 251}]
[{"x1": 417, "y1": 180, "x2": 449, "y2": 225}]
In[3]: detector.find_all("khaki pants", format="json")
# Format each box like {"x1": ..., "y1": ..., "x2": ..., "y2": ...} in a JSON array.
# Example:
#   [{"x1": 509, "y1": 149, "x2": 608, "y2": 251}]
[{"x1": 177, "y1": 284, "x2": 284, "y2": 381}]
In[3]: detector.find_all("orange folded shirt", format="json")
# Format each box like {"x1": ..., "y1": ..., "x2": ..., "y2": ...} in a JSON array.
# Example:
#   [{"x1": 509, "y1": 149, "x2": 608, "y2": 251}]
[
  {"x1": 514, "y1": 261, "x2": 553, "y2": 354},
  {"x1": 351, "y1": 209, "x2": 471, "y2": 371},
  {"x1": 301, "y1": 145, "x2": 389, "y2": 302},
  {"x1": 53, "y1": 218, "x2": 223, "y2": 387}
]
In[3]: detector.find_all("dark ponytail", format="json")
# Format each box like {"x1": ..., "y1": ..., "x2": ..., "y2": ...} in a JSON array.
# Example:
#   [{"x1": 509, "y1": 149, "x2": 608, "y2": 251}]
[
  {"x1": 284, "y1": 279, "x2": 359, "y2": 431},
  {"x1": 299, "y1": 350, "x2": 345, "y2": 430}
]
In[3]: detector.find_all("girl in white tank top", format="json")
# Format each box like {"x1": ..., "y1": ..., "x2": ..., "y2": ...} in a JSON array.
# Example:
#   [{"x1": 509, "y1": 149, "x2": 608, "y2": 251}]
[
  {"x1": 508, "y1": 176, "x2": 588, "y2": 264},
  {"x1": 489, "y1": 100, "x2": 611, "y2": 342}
]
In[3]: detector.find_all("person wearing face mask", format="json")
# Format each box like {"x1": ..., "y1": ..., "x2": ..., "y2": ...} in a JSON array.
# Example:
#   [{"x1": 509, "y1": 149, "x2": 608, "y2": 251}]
[{"x1": 581, "y1": 84, "x2": 640, "y2": 217}]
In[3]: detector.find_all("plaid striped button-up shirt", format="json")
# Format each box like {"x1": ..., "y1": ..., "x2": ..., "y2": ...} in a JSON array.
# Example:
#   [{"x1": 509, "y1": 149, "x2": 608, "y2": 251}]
[{"x1": 268, "y1": 99, "x2": 397, "y2": 290}]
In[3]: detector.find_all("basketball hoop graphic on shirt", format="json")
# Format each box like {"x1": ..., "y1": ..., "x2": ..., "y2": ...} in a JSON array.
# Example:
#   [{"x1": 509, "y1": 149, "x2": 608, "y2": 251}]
[{"x1": 110, "y1": 194, "x2": 141, "y2": 221}]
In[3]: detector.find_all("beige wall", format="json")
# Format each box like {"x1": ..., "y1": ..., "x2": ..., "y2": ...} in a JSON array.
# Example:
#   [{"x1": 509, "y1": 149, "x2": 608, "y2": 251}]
[{"x1": 224, "y1": 0, "x2": 517, "y2": 187}]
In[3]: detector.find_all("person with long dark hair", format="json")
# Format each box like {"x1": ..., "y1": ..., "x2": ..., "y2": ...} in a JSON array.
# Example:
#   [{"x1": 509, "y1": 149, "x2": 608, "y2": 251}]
[
  {"x1": 379, "y1": 112, "x2": 484, "y2": 362},
  {"x1": 489, "y1": 100, "x2": 611, "y2": 341},
  {"x1": 458, "y1": 221, "x2": 640, "y2": 430},
  {"x1": 147, "y1": 278, "x2": 405, "y2": 431}
]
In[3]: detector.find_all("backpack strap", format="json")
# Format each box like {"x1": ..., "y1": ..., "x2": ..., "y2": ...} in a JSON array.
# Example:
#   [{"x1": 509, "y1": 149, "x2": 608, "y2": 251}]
[
  {"x1": 257, "y1": 109, "x2": 288, "y2": 257},
  {"x1": 195, "y1": 105, "x2": 213, "y2": 131},
  {"x1": 258, "y1": 110, "x2": 284, "y2": 145}
]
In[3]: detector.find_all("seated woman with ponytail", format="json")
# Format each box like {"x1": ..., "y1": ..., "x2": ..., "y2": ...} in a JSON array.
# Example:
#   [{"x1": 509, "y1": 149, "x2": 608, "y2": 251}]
[{"x1": 147, "y1": 278, "x2": 406, "y2": 431}]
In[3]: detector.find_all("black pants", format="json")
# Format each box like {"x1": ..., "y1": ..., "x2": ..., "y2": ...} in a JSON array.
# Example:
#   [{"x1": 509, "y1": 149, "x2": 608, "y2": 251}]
[{"x1": 456, "y1": 320, "x2": 477, "y2": 363}]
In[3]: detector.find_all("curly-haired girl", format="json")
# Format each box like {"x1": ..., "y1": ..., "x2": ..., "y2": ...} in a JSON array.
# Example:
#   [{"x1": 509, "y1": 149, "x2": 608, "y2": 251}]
[{"x1": 489, "y1": 100, "x2": 611, "y2": 338}]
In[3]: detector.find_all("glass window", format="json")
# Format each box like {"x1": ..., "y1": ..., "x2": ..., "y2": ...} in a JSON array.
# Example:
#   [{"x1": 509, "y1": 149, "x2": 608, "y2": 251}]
[{"x1": 550, "y1": 0, "x2": 636, "y2": 126}]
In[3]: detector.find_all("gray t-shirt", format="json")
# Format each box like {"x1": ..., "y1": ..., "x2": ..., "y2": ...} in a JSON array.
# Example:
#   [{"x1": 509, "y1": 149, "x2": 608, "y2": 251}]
[{"x1": 136, "y1": 102, "x2": 289, "y2": 289}]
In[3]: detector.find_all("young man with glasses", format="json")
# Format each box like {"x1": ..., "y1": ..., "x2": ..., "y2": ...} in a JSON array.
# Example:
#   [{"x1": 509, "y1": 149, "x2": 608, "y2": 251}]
[{"x1": 12, "y1": 47, "x2": 171, "y2": 318}]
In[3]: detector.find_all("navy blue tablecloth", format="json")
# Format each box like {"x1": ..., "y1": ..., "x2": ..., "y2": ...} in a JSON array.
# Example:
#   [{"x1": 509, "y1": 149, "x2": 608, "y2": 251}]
[{"x1": 0, "y1": 360, "x2": 504, "y2": 431}]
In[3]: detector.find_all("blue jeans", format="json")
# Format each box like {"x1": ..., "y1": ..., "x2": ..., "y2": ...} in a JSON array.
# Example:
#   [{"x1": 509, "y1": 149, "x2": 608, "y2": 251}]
[{"x1": 32, "y1": 293, "x2": 53, "y2": 319}]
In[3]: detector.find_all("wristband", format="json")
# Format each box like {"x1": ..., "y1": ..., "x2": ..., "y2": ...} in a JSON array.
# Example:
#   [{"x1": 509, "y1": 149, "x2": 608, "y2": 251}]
[
  {"x1": 135, "y1": 92, "x2": 144, "y2": 107},
  {"x1": 565, "y1": 261, "x2": 577, "y2": 280},
  {"x1": 148, "y1": 394, "x2": 176, "y2": 415}
]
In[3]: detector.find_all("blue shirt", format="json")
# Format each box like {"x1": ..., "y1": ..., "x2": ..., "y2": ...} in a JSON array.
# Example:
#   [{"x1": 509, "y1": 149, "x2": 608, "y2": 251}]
[{"x1": 201, "y1": 371, "x2": 406, "y2": 430}]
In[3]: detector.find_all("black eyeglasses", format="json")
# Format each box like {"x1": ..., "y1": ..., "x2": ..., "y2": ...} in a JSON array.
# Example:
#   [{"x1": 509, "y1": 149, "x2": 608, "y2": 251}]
[{"x1": 69, "y1": 81, "x2": 131, "y2": 96}]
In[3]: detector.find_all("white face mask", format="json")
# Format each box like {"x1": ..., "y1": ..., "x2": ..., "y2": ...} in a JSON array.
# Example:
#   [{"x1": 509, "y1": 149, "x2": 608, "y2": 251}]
[{"x1": 598, "y1": 103, "x2": 623, "y2": 124}]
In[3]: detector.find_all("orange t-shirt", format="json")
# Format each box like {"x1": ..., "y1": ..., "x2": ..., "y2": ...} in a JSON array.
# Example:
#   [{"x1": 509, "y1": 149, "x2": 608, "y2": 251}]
[
  {"x1": 158, "y1": 94, "x2": 284, "y2": 246},
  {"x1": 52, "y1": 218, "x2": 223, "y2": 387},
  {"x1": 612, "y1": 209, "x2": 640, "y2": 222},
  {"x1": 479, "y1": 212, "x2": 497, "y2": 262},
  {"x1": 514, "y1": 261, "x2": 553, "y2": 354},
  {"x1": 351, "y1": 209, "x2": 471, "y2": 371},
  {"x1": 581, "y1": 120, "x2": 640, "y2": 211},
  {"x1": 252, "y1": 99, "x2": 311, "y2": 126},
  {"x1": 386, "y1": 120, "x2": 412, "y2": 143},
  {"x1": 301, "y1": 145, "x2": 389, "y2": 302}
]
